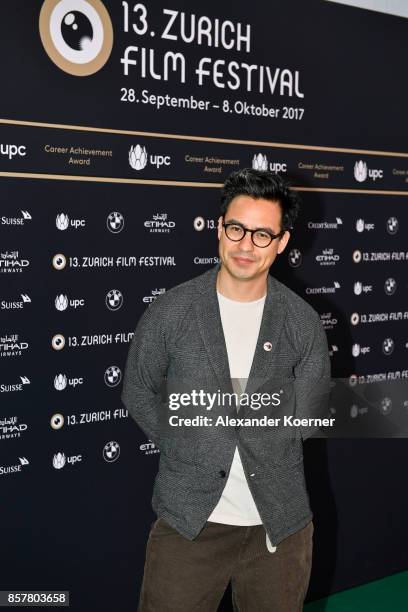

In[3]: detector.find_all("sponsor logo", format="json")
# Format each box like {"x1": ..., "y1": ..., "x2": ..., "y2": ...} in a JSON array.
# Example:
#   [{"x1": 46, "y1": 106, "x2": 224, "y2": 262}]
[
  {"x1": 356, "y1": 218, "x2": 375, "y2": 232},
  {"x1": 142, "y1": 288, "x2": 166, "y2": 304},
  {"x1": 315, "y1": 248, "x2": 340, "y2": 265},
  {"x1": 129, "y1": 144, "x2": 147, "y2": 170},
  {"x1": 107, "y1": 211, "x2": 124, "y2": 234},
  {"x1": 39, "y1": 0, "x2": 113, "y2": 76},
  {"x1": 139, "y1": 439, "x2": 160, "y2": 455},
  {"x1": 350, "y1": 404, "x2": 368, "y2": 418},
  {"x1": 55, "y1": 294, "x2": 85, "y2": 310},
  {"x1": 0, "y1": 376, "x2": 30, "y2": 393},
  {"x1": 56, "y1": 212, "x2": 85, "y2": 230},
  {"x1": 0, "y1": 457, "x2": 29, "y2": 476},
  {"x1": 193, "y1": 256, "x2": 220, "y2": 265},
  {"x1": 106, "y1": 289, "x2": 124, "y2": 311},
  {"x1": 353, "y1": 281, "x2": 372, "y2": 295},
  {"x1": 382, "y1": 338, "x2": 394, "y2": 356},
  {"x1": 306, "y1": 281, "x2": 340, "y2": 295},
  {"x1": 52, "y1": 451, "x2": 82, "y2": 469},
  {"x1": 329, "y1": 345, "x2": 338, "y2": 358},
  {"x1": 0, "y1": 334, "x2": 29, "y2": 358},
  {"x1": 288, "y1": 249, "x2": 302, "y2": 268},
  {"x1": 129, "y1": 145, "x2": 171, "y2": 170},
  {"x1": 104, "y1": 366, "x2": 122, "y2": 388},
  {"x1": 354, "y1": 160, "x2": 368, "y2": 182},
  {"x1": 144, "y1": 213, "x2": 176, "y2": 233},
  {"x1": 320, "y1": 312, "x2": 338, "y2": 330},
  {"x1": 0, "y1": 144, "x2": 27, "y2": 159},
  {"x1": 0, "y1": 416, "x2": 28, "y2": 440},
  {"x1": 354, "y1": 160, "x2": 383, "y2": 182},
  {"x1": 380, "y1": 397, "x2": 392, "y2": 414},
  {"x1": 308, "y1": 217, "x2": 342, "y2": 229},
  {"x1": 54, "y1": 374, "x2": 67, "y2": 391},
  {"x1": 54, "y1": 373, "x2": 84, "y2": 390},
  {"x1": 384, "y1": 278, "x2": 396, "y2": 295},
  {"x1": 1, "y1": 294, "x2": 32, "y2": 310},
  {"x1": 252, "y1": 153, "x2": 287, "y2": 173},
  {"x1": 386, "y1": 216, "x2": 398, "y2": 235},
  {"x1": 352, "y1": 343, "x2": 370, "y2": 356},
  {"x1": 1, "y1": 211, "x2": 32, "y2": 226},
  {"x1": 103, "y1": 441, "x2": 120, "y2": 462},
  {"x1": 0, "y1": 251, "x2": 30, "y2": 273}
]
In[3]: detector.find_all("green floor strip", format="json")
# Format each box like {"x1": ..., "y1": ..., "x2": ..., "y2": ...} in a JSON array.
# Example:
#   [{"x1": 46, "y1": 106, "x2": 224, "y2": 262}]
[{"x1": 304, "y1": 570, "x2": 408, "y2": 611}]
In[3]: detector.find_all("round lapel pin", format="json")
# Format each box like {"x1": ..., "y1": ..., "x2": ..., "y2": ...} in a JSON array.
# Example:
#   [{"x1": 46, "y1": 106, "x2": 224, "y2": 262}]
[{"x1": 263, "y1": 341, "x2": 273, "y2": 351}]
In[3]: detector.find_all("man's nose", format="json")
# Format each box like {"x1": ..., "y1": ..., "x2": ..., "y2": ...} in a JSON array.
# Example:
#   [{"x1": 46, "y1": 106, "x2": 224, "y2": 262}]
[{"x1": 239, "y1": 231, "x2": 254, "y2": 250}]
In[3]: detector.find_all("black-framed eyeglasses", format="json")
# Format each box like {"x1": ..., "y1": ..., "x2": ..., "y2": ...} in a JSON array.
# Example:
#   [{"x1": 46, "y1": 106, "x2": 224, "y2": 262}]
[{"x1": 222, "y1": 222, "x2": 285, "y2": 248}]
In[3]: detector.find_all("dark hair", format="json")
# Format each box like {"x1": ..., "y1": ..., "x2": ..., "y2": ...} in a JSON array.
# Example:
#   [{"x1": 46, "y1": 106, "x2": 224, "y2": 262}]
[{"x1": 220, "y1": 168, "x2": 301, "y2": 232}]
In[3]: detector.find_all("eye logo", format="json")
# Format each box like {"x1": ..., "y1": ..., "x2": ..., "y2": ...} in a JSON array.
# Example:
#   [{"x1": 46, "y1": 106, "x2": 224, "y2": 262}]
[{"x1": 39, "y1": 0, "x2": 113, "y2": 76}]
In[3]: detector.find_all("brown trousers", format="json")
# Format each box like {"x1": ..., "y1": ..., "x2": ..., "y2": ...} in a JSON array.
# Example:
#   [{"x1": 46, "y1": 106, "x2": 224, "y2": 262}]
[{"x1": 137, "y1": 518, "x2": 314, "y2": 611}]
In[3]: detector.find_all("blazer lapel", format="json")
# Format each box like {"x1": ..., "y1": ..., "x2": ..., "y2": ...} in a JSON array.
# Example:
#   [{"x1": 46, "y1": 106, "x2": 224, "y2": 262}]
[
  {"x1": 241, "y1": 275, "x2": 287, "y2": 416},
  {"x1": 194, "y1": 265, "x2": 234, "y2": 394}
]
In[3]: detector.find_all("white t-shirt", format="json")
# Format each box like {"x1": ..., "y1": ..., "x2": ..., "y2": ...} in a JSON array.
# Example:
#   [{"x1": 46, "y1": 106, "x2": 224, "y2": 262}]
[{"x1": 207, "y1": 291, "x2": 276, "y2": 550}]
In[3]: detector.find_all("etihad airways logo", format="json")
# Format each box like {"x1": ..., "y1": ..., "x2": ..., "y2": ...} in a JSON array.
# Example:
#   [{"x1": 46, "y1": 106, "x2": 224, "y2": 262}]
[
  {"x1": 39, "y1": 0, "x2": 113, "y2": 76},
  {"x1": 144, "y1": 213, "x2": 175, "y2": 233},
  {"x1": 0, "y1": 251, "x2": 30, "y2": 273}
]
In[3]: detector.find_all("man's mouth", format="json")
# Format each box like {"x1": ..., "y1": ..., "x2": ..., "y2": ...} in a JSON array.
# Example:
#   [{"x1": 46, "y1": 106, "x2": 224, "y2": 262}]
[{"x1": 232, "y1": 255, "x2": 256, "y2": 265}]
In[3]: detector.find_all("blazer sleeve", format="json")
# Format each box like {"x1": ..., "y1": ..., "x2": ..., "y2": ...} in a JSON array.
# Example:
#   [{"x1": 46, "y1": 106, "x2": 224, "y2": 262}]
[
  {"x1": 293, "y1": 310, "x2": 332, "y2": 440},
  {"x1": 121, "y1": 300, "x2": 169, "y2": 449}
]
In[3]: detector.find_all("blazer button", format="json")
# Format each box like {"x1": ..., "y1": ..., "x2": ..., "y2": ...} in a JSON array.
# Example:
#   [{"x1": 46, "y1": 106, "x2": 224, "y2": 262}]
[{"x1": 219, "y1": 470, "x2": 226, "y2": 478}]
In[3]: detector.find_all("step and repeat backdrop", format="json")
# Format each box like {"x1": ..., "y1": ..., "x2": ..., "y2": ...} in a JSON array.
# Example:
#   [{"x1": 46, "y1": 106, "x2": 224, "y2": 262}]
[{"x1": 1, "y1": 1, "x2": 407, "y2": 610}]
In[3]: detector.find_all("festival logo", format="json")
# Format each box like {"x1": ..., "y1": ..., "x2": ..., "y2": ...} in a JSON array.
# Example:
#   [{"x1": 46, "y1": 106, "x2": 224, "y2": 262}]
[{"x1": 39, "y1": 0, "x2": 113, "y2": 76}]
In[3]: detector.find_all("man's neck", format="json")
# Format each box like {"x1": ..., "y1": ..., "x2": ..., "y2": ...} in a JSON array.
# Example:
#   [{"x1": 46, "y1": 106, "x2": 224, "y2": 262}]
[{"x1": 216, "y1": 266, "x2": 267, "y2": 302}]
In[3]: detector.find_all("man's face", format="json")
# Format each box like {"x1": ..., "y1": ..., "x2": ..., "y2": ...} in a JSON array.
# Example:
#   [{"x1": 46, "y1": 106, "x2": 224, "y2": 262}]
[{"x1": 217, "y1": 195, "x2": 291, "y2": 282}]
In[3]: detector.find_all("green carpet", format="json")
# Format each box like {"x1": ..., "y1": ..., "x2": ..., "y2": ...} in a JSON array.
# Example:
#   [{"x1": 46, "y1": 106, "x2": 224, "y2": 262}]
[{"x1": 304, "y1": 571, "x2": 408, "y2": 611}]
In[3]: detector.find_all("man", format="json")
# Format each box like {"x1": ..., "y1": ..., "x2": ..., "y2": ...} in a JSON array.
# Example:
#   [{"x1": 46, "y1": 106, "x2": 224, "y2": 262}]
[{"x1": 122, "y1": 168, "x2": 331, "y2": 611}]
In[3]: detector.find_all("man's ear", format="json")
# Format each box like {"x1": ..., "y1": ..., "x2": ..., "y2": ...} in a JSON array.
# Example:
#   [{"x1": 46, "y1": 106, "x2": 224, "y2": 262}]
[
  {"x1": 217, "y1": 216, "x2": 223, "y2": 240},
  {"x1": 277, "y1": 230, "x2": 290, "y2": 254}
]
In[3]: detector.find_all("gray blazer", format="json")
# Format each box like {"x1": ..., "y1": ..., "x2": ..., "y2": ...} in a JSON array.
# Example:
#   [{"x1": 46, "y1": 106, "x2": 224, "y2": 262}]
[{"x1": 121, "y1": 264, "x2": 331, "y2": 546}]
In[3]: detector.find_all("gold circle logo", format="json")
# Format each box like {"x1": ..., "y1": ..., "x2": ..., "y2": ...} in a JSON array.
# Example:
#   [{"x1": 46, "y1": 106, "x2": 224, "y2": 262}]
[{"x1": 39, "y1": 0, "x2": 113, "y2": 76}]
